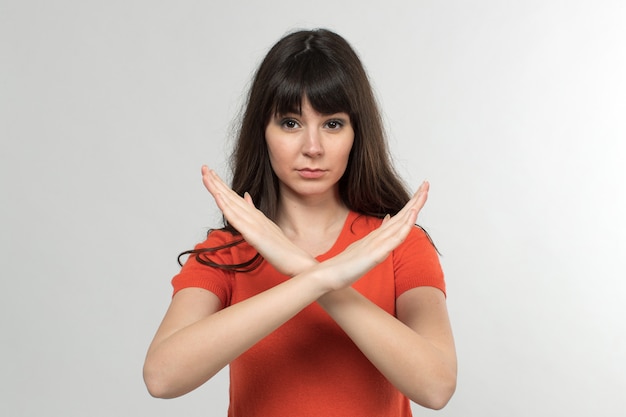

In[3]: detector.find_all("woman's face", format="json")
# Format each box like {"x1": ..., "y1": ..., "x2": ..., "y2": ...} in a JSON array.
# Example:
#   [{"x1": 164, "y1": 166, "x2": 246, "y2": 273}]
[{"x1": 265, "y1": 97, "x2": 354, "y2": 203}]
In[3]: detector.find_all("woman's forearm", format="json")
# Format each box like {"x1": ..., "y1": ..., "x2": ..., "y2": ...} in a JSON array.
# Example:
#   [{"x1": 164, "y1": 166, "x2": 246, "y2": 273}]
[
  {"x1": 283, "y1": 251, "x2": 457, "y2": 409},
  {"x1": 144, "y1": 268, "x2": 328, "y2": 398},
  {"x1": 317, "y1": 288, "x2": 457, "y2": 409}
]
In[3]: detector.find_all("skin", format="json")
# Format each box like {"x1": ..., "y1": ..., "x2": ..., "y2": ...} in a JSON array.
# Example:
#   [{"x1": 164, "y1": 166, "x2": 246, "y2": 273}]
[
  {"x1": 143, "y1": 100, "x2": 457, "y2": 410},
  {"x1": 264, "y1": 99, "x2": 355, "y2": 256}
]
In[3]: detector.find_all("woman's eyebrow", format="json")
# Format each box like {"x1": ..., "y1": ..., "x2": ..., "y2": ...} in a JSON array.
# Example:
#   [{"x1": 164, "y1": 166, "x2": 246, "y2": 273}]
[
  {"x1": 322, "y1": 112, "x2": 350, "y2": 119},
  {"x1": 273, "y1": 108, "x2": 301, "y2": 117}
]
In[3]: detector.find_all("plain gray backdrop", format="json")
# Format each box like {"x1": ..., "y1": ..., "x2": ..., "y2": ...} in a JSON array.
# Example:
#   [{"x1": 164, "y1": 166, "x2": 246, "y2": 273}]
[{"x1": 1, "y1": 0, "x2": 625, "y2": 416}]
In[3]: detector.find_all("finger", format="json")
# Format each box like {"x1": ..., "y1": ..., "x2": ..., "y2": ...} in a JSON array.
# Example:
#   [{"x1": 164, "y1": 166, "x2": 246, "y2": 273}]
[
  {"x1": 201, "y1": 166, "x2": 221, "y2": 197},
  {"x1": 204, "y1": 169, "x2": 238, "y2": 203},
  {"x1": 380, "y1": 192, "x2": 424, "y2": 239},
  {"x1": 412, "y1": 180, "x2": 429, "y2": 211},
  {"x1": 407, "y1": 207, "x2": 419, "y2": 225},
  {"x1": 402, "y1": 181, "x2": 429, "y2": 216},
  {"x1": 211, "y1": 171, "x2": 247, "y2": 205},
  {"x1": 410, "y1": 180, "x2": 429, "y2": 203},
  {"x1": 201, "y1": 168, "x2": 241, "y2": 214},
  {"x1": 209, "y1": 174, "x2": 261, "y2": 226},
  {"x1": 243, "y1": 192, "x2": 254, "y2": 206},
  {"x1": 380, "y1": 181, "x2": 429, "y2": 230}
]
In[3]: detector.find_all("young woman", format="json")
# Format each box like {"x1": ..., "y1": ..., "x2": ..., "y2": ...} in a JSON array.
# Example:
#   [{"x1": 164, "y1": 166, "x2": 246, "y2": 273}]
[{"x1": 144, "y1": 28, "x2": 457, "y2": 416}]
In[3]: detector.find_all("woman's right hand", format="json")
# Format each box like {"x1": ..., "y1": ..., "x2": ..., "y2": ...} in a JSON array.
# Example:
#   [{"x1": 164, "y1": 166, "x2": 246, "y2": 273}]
[{"x1": 201, "y1": 166, "x2": 316, "y2": 276}]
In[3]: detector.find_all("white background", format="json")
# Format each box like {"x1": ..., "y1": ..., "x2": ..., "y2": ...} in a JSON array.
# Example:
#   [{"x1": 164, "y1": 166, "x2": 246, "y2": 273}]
[{"x1": 1, "y1": 1, "x2": 625, "y2": 416}]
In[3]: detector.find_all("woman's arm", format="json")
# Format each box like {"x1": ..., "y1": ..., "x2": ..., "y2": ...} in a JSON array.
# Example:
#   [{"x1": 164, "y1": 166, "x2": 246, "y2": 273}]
[
  {"x1": 317, "y1": 286, "x2": 457, "y2": 409},
  {"x1": 143, "y1": 262, "x2": 325, "y2": 399},
  {"x1": 142, "y1": 214, "x2": 424, "y2": 399},
  {"x1": 145, "y1": 168, "x2": 455, "y2": 404},
  {"x1": 142, "y1": 199, "x2": 421, "y2": 398}
]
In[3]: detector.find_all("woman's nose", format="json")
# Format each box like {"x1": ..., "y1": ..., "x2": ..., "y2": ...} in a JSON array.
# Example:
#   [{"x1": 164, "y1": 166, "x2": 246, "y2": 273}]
[{"x1": 302, "y1": 129, "x2": 323, "y2": 157}]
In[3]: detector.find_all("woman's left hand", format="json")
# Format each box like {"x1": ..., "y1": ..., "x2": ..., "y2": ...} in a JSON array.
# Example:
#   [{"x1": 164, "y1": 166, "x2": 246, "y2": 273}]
[
  {"x1": 201, "y1": 166, "x2": 316, "y2": 276},
  {"x1": 312, "y1": 181, "x2": 428, "y2": 291}
]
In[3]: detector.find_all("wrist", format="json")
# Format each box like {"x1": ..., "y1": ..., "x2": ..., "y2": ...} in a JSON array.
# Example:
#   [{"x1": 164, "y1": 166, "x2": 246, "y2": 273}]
[{"x1": 286, "y1": 252, "x2": 319, "y2": 277}]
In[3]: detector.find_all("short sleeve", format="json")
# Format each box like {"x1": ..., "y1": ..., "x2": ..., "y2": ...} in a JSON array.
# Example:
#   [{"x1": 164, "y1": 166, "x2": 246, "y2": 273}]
[
  {"x1": 393, "y1": 226, "x2": 446, "y2": 297},
  {"x1": 171, "y1": 230, "x2": 236, "y2": 307}
]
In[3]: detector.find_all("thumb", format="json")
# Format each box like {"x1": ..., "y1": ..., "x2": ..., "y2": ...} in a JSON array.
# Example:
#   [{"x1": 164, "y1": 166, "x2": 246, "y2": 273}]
[{"x1": 243, "y1": 192, "x2": 254, "y2": 206}]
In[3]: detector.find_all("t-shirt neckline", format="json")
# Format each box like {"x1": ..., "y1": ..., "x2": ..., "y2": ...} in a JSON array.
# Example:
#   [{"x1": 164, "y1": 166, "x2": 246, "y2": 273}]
[{"x1": 314, "y1": 210, "x2": 359, "y2": 262}]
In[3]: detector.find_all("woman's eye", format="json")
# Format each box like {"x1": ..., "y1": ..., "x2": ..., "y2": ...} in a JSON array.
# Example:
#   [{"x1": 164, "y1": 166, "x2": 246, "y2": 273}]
[
  {"x1": 325, "y1": 120, "x2": 344, "y2": 130},
  {"x1": 281, "y1": 119, "x2": 299, "y2": 129}
]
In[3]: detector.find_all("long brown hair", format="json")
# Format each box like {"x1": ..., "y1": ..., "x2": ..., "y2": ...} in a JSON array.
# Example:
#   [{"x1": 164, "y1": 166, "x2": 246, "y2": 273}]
[
  {"x1": 229, "y1": 28, "x2": 410, "y2": 228},
  {"x1": 181, "y1": 29, "x2": 422, "y2": 269}
]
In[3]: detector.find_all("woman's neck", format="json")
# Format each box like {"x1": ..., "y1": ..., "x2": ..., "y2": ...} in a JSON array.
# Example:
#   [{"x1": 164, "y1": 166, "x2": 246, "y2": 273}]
[{"x1": 275, "y1": 192, "x2": 349, "y2": 255}]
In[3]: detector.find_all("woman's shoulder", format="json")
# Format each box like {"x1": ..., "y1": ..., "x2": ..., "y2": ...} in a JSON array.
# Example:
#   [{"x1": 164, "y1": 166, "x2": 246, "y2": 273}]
[
  {"x1": 194, "y1": 228, "x2": 257, "y2": 265},
  {"x1": 196, "y1": 228, "x2": 242, "y2": 248}
]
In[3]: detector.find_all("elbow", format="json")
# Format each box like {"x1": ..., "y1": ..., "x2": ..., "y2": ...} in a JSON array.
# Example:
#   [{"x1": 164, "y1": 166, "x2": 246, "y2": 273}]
[
  {"x1": 143, "y1": 355, "x2": 216, "y2": 399},
  {"x1": 144, "y1": 380, "x2": 171, "y2": 400},
  {"x1": 409, "y1": 370, "x2": 457, "y2": 410},
  {"x1": 145, "y1": 383, "x2": 170, "y2": 399},
  {"x1": 143, "y1": 370, "x2": 170, "y2": 399},
  {"x1": 433, "y1": 376, "x2": 457, "y2": 410},
  {"x1": 422, "y1": 381, "x2": 456, "y2": 410},
  {"x1": 143, "y1": 360, "x2": 180, "y2": 399}
]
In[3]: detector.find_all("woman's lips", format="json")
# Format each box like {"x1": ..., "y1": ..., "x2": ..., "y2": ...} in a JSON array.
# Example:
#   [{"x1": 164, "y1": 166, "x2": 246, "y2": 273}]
[{"x1": 297, "y1": 168, "x2": 325, "y2": 179}]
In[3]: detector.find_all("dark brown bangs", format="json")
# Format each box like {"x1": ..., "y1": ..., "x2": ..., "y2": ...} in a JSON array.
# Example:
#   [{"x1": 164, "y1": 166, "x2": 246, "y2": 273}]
[{"x1": 270, "y1": 50, "x2": 353, "y2": 118}]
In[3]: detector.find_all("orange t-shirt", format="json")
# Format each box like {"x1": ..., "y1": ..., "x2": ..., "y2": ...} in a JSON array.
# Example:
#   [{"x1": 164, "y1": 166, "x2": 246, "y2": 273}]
[{"x1": 172, "y1": 210, "x2": 445, "y2": 417}]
